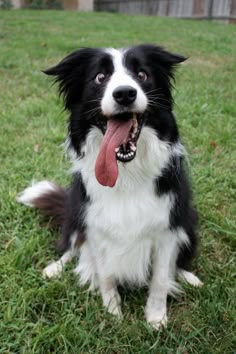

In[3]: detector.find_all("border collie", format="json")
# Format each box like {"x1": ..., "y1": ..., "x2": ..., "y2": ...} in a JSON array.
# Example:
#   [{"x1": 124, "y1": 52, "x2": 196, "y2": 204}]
[{"x1": 17, "y1": 44, "x2": 202, "y2": 329}]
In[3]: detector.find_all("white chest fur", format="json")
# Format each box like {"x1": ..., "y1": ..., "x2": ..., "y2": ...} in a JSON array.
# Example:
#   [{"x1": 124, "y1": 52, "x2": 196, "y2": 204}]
[
  {"x1": 85, "y1": 185, "x2": 173, "y2": 285},
  {"x1": 72, "y1": 126, "x2": 181, "y2": 284}
]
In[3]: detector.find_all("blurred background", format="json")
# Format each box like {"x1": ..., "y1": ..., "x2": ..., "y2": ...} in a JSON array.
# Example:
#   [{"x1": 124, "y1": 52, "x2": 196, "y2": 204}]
[{"x1": 3, "y1": 0, "x2": 236, "y2": 23}]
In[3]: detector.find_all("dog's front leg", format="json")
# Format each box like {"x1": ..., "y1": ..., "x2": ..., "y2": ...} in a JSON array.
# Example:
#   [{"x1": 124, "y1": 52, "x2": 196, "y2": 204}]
[
  {"x1": 99, "y1": 276, "x2": 122, "y2": 318},
  {"x1": 92, "y1": 242, "x2": 122, "y2": 318},
  {"x1": 145, "y1": 231, "x2": 178, "y2": 330}
]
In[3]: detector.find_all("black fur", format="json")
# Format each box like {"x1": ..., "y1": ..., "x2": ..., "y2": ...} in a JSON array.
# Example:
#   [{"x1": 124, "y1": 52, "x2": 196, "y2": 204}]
[{"x1": 58, "y1": 173, "x2": 88, "y2": 253}]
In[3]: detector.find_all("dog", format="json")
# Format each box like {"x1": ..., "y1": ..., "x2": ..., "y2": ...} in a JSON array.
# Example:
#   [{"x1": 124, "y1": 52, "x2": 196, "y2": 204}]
[{"x1": 17, "y1": 44, "x2": 202, "y2": 330}]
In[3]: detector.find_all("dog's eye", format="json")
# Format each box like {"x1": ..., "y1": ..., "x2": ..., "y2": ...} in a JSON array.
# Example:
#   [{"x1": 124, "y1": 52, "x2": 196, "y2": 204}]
[
  {"x1": 137, "y1": 71, "x2": 147, "y2": 82},
  {"x1": 95, "y1": 73, "x2": 105, "y2": 84}
]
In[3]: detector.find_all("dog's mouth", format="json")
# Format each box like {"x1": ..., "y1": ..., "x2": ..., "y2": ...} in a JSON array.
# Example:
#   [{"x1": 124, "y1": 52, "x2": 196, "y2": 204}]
[
  {"x1": 114, "y1": 113, "x2": 142, "y2": 162},
  {"x1": 95, "y1": 112, "x2": 143, "y2": 187}
]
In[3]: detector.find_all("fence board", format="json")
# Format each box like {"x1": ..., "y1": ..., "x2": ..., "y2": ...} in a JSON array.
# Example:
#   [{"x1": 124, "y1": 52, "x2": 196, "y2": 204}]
[
  {"x1": 231, "y1": 0, "x2": 236, "y2": 15},
  {"x1": 193, "y1": 0, "x2": 205, "y2": 15},
  {"x1": 212, "y1": 0, "x2": 231, "y2": 16},
  {"x1": 158, "y1": 0, "x2": 168, "y2": 16}
]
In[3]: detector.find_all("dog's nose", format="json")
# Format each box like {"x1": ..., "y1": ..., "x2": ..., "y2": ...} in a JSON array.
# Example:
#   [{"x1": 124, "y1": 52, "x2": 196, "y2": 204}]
[{"x1": 113, "y1": 86, "x2": 137, "y2": 106}]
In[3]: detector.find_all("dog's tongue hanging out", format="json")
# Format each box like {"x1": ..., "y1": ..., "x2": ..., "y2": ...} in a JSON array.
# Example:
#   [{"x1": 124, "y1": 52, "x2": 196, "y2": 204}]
[{"x1": 95, "y1": 119, "x2": 134, "y2": 187}]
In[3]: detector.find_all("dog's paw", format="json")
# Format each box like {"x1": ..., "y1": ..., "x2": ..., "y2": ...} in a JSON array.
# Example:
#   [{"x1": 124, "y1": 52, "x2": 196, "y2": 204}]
[
  {"x1": 42, "y1": 261, "x2": 63, "y2": 278},
  {"x1": 104, "y1": 291, "x2": 122, "y2": 319},
  {"x1": 146, "y1": 312, "x2": 168, "y2": 330},
  {"x1": 107, "y1": 298, "x2": 123, "y2": 319},
  {"x1": 145, "y1": 303, "x2": 167, "y2": 331},
  {"x1": 178, "y1": 269, "x2": 203, "y2": 287}
]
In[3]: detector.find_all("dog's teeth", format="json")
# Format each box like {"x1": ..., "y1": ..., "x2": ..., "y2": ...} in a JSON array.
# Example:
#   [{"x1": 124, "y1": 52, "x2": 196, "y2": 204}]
[
  {"x1": 115, "y1": 147, "x2": 119, "y2": 152},
  {"x1": 133, "y1": 118, "x2": 138, "y2": 128},
  {"x1": 130, "y1": 145, "x2": 136, "y2": 152}
]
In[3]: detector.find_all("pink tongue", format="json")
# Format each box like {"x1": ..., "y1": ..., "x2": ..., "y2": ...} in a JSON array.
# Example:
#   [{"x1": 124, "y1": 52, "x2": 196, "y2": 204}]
[{"x1": 95, "y1": 119, "x2": 133, "y2": 187}]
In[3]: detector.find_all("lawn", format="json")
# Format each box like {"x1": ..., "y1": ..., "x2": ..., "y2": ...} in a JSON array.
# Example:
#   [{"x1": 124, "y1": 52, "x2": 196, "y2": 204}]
[{"x1": 0, "y1": 9, "x2": 235, "y2": 354}]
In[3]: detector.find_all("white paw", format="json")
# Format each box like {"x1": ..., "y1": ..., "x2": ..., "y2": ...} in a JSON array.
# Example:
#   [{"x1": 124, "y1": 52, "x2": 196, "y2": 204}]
[
  {"x1": 147, "y1": 313, "x2": 168, "y2": 330},
  {"x1": 145, "y1": 303, "x2": 167, "y2": 330},
  {"x1": 104, "y1": 292, "x2": 122, "y2": 319},
  {"x1": 178, "y1": 270, "x2": 203, "y2": 287},
  {"x1": 107, "y1": 300, "x2": 122, "y2": 319},
  {"x1": 42, "y1": 261, "x2": 63, "y2": 278}
]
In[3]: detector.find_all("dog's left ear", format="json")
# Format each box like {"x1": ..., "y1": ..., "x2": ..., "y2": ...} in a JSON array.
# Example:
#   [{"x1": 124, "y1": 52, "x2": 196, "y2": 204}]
[
  {"x1": 148, "y1": 45, "x2": 187, "y2": 67},
  {"x1": 162, "y1": 52, "x2": 187, "y2": 65}
]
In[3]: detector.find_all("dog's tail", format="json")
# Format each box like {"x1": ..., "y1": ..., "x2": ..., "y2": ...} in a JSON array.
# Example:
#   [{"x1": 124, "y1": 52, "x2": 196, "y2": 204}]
[{"x1": 16, "y1": 181, "x2": 67, "y2": 228}]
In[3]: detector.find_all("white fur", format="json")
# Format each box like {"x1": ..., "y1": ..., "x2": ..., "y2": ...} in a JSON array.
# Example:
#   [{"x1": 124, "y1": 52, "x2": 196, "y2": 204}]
[
  {"x1": 178, "y1": 269, "x2": 203, "y2": 287},
  {"x1": 43, "y1": 261, "x2": 63, "y2": 278},
  {"x1": 145, "y1": 230, "x2": 179, "y2": 329},
  {"x1": 16, "y1": 180, "x2": 57, "y2": 207},
  {"x1": 73, "y1": 242, "x2": 99, "y2": 290},
  {"x1": 101, "y1": 49, "x2": 148, "y2": 116},
  {"x1": 42, "y1": 251, "x2": 72, "y2": 278}
]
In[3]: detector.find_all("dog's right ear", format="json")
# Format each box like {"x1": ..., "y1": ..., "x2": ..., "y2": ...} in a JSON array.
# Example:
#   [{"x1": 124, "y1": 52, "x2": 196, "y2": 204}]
[
  {"x1": 43, "y1": 50, "x2": 80, "y2": 77},
  {"x1": 43, "y1": 48, "x2": 95, "y2": 109},
  {"x1": 43, "y1": 65, "x2": 61, "y2": 76}
]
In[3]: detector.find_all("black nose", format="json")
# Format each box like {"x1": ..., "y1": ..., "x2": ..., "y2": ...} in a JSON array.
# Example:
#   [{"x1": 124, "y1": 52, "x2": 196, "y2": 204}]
[{"x1": 113, "y1": 86, "x2": 137, "y2": 106}]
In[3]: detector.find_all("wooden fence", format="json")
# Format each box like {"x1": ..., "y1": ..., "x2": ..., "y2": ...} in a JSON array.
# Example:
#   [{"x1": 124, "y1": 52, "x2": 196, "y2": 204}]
[{"x1": 95, "y1": 0, "x2": 236, "y2": 22}]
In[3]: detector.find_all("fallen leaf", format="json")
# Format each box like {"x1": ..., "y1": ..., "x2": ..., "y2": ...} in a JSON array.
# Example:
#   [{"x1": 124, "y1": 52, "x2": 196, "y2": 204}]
[{"x1": 210, "y1": 141, "x2": 217, "y2": 148}]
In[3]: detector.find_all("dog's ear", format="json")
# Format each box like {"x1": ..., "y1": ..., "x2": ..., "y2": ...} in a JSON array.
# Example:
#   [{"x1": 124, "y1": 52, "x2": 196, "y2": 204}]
[
  {"x1": 43, "y1": 48, "x2": 97, "y2": 109},
  {"x1": 143, "y1": 44, "x2": 187, "y2": 68},
  {"x1": 156, "y1": 50, "x2": 187, "y2": 66},
  {"x1": 43, "y1": 50, "x2": 81, "y2": 76},
  {"x1": 43, "y1": 65, "x2": 62, "y2": 76}
]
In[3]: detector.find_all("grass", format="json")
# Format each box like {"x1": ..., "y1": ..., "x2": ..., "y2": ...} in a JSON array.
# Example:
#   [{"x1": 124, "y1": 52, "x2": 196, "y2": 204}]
[{"x1": 0, "y1": 9, "x2": 235, "y2": 354}]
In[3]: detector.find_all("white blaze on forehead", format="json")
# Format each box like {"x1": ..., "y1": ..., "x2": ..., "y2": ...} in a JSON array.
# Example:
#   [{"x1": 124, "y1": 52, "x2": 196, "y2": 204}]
[{"x1": 101, "y1": 48, "x2": 148, "y2": 116}]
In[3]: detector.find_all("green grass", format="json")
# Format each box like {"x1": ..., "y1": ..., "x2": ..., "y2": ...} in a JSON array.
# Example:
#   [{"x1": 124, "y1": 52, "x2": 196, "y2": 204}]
[{"x1": 0, "y1": 9, "x2": 235, "y2": 354}]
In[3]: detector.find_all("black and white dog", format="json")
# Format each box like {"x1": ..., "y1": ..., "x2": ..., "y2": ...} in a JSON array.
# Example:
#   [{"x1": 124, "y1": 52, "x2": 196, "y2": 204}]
[{"x1": 17, "y1": 44, "x2": 202, "y2": 329}]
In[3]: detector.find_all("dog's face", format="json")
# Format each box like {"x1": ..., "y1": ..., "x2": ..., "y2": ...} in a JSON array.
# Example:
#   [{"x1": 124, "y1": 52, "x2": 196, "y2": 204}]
[{"x1": 44, "y1": 45, "x2": 185, "y2": 186}]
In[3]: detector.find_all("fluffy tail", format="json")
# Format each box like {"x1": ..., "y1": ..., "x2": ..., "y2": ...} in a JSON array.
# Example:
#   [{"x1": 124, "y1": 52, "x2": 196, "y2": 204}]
[{"x1": 17, "y1": 181, "x2": 67, "y2": 228}]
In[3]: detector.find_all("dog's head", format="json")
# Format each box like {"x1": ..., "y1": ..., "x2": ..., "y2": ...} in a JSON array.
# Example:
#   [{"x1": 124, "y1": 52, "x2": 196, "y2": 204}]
[{"x1": 44, "y1": 44, "x2": 185, "y2": 187}]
